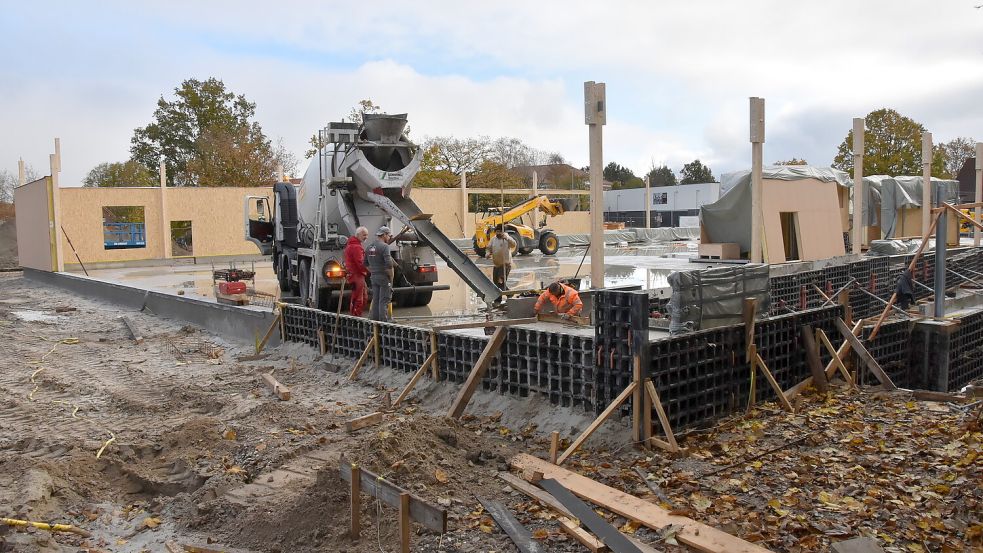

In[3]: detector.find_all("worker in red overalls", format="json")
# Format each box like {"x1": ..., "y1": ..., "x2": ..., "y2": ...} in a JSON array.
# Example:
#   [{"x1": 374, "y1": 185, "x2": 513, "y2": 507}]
[
  {"x1": 344, "y1": 226, "x2": 370, "y2": 316},
  {"x1": 533, "y1": 281, "x2": 583, "y2": 319}
]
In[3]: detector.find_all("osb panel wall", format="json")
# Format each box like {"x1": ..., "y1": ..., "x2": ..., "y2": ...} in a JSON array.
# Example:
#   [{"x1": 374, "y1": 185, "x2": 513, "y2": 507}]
[
  {"x1": 58, "y1": 186, "x2": 275, "y2": 264},
  {"x1": 59, "y1": 187, "x2": 163, "y2": 263},
  {"x1": 895, "y1": 207, "x2": 959, "y2": 244},
  {"x1": 13, "y1": 178, "x2": 54, "y2": 271},
  {"x1": 164, "y1": 187, "x2": 274, "y2": 257},
  {"x1": 411, "y1": 187, "x2": 592, "y2": 239},
  {"x1": 762, "y1": 178, "x2": 846, "y2": 263}
]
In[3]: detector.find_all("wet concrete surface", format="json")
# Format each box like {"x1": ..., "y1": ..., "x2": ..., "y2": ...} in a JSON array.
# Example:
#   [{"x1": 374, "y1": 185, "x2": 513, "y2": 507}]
[{"x1": 69, "y1": 242, "x2": 743, "y2": 322}]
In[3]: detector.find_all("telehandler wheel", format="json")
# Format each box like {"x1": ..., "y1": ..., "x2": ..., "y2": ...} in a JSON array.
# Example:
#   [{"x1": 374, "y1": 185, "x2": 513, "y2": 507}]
[
  {"x1": 518, "y1": 247, "x2": 534, "y2": 255},
  {"x1": 506, "y1": 230, "x2": 521, "y2": 255},
  {"x1": 539, "y1": 232, "x2": 560, "y2": 255}
]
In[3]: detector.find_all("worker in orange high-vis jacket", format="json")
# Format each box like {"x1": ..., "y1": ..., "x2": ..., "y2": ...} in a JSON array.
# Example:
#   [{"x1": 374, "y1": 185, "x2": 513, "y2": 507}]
[{"x1": 533, "y1": 281, "x2": 583, "y2": 319}]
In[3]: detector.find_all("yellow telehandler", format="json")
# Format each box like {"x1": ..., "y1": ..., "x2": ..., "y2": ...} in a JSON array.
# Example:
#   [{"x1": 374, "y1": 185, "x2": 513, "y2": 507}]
[{"x1": 472, "y1": 195, "x2": 575, "y2": 257}]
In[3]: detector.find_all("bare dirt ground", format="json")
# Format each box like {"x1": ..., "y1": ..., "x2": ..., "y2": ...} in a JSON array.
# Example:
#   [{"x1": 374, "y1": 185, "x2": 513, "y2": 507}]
[
  {"x1": 0, "y1": 271, "x2": 980, "y2": 553},
  {"x1": 0, "y1": 216, "x2": 17, "y2": 270}
]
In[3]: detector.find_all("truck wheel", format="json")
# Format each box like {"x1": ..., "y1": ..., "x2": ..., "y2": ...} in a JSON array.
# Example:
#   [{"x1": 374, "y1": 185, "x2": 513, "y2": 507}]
[
  {"x1": 472, "y1": 238, "x2": 486, "y2": 258},
  {"x1": 277, "y1": 255, "x2": 291, "y2": 292},
  {"x1": 298, "y1": 258, "x2": 311, "y2": 306},
  {"x1": 539, "y1": 232, "x2": 559, "y2": 255}
]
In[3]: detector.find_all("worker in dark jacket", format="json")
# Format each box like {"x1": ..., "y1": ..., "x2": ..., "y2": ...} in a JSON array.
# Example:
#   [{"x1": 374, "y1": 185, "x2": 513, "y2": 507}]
[
  {"x1": 895, "y1": 269, "x2": 916, "y2": 310},
  {"x1": 344, "y1": 226, "x2": 370, "y2": 317},
  {"x1": 534, "y1": 281, "x2": 583, "y2": 319},
  {"x1": 365, "y1": 226, "x2": 394, "y2": 321}
]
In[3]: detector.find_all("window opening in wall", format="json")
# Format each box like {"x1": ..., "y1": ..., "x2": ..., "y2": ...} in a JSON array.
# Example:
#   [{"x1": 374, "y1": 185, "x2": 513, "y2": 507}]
[
  {"x1": 779, "y1": 211, "x2": 800, "y2": 261},
  {"x1": 171, "y1": 220, "x2": 193, "y2": 256},
  {"x1": 102, "y1": 206, "x2": 146, "y2": 249}
]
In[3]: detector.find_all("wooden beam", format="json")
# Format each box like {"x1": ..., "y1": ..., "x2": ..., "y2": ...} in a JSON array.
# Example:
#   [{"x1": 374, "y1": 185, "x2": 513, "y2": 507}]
[
  {"x1": 393, "y1": 352, "x2": 435, "y2": 408},
  {"x1": 349, "y1": 462, "x2": 361, "y2": 538},
  {"x1": 447, "y1": 326, "x2": 508, "y2": 418},
  {"x1": 834, "y1": 318, "x2": 897, "y2": 390},
  {"x1": 644, "y1": 380, "x2": 679, "y2": 451},
  {"x1": 822, "y1": 319, "x2": 863, "y2": 378},
  {"x1": 559, "y1": 518, "x2": 609, "y2": 553},
  {"x1": 557, "y1": 382, "x2": 637, "y2": 465},
  {"x1": 256, "y1": 312, "x2": 282, "y2": 354},
  {"x1": 348, "y1": 337, "x2": 375, "y2": 381},
  {"x1": 477, "y1": 497, "x2": 547, "y2": 553},
  {"x1": 260, "y1": 373, "x2": 291, "y2": 401},
  {"x1": 339, "y1": 457, "x2": 447, "y2": 533},
  {"x1": 944, "y1": 202, "x2": 983, "y2": 231},
  {"x1": 432, "y1": 317, "x2": 537, "y2": 332},
  {"x1": 742, "y1": 298, "x2": 757, "y2": 363},
  {"x1": 549, "y1": 431, "x2": 560, "y2": 464},
  {"x1": 345, "y1": 412, "x2": 383, "y2": 433},
  {"x1": 430, "y1": 331, "x2": 439, "y2": 379},
  {"x1": 399, "y1": 492, "x2": 410, "y2": 553},
  {"x1": 373, "y1": 324, "x2": 381, "y2": 368},
  {"x1": 318, "y1": 328, "x2": 326, "y2": 355},
  {"x1": 539, "y1": 478, "x2": 645, "y2": 553},
  {"x1": 816, "y1": 327, "x2": 854, "y2": 386},
  {"x1": 753, "y1": 354, "x2": 794, "y2": 412},
  {"x1": 122, "y1": 316, "x2": 144, "y2": 344},
  {"x1": 512, "y1": 454, "x2": 775, "y2": 553},
  {"x1": 800, "y1": 325, "x2": 828, "y2": 393},
  {"x1": 537, "y1": 313, "x2": 590, "y2": 326}
]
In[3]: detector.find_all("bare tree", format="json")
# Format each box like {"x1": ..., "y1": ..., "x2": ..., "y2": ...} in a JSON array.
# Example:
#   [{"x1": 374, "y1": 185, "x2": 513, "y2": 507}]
[{"x1": 0, "y1": 164, "x2": 38, "y2": 203}]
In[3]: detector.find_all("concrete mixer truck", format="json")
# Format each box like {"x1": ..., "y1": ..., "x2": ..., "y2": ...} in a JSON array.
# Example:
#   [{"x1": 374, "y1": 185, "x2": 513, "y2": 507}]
[{"x1": 244, "y1": 113, "x2": 502, "y2": 310}]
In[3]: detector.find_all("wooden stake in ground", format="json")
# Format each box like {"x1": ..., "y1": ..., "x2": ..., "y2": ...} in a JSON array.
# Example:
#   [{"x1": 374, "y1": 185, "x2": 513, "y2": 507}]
[
  {"x1": 122, "y1": 316, "x2": 144, "y2": 345},
  {"x1": 549, "y1": 431, "x2": 560, "y2": 464},
  {"x1": 260, "y1": 372, "x2": 290, "y2": 400},
  {"x1": 349, "y1": 462, "x2": 361, "y2": 538},
  {"x1": 448, "y1": 326, "x2": 508, "y2": 418},
  {"x1": 644, "y1": 379, "x2": 680, "y2": 452},
  {"x1": 800, "y1": 325, "x2": 828, "y2": 393},
  {"x1": 399, "y1": 492, "x2": 411, "y2": 553}
]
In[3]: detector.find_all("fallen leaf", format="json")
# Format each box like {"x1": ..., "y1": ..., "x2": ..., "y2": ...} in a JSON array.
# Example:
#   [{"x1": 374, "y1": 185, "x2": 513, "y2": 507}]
[
  {"x1": 435, "y1": 468, "x2": 449, "y2": 483},
  {"x1": 619, "y1": 520, "x2": 640, "y2": 534},
  {"x1": 142, "y1": 517, "x2": 160, "y2": 529},
  {"x1": 532, "y1": 528, "x2": 549, "y2": 539},
  {"x1": 222, "y1": 429, "x2": 237, "y2": 441}
]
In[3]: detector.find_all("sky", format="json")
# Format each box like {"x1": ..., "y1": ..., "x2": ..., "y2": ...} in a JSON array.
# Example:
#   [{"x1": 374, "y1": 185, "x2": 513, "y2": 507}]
[{"x1": 2, "y1": 1, "x2": 982, "y2": 187}]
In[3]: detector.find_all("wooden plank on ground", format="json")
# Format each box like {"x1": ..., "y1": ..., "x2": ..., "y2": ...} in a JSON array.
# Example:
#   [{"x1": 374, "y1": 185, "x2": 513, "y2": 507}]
[
  {"x1": 433, "y1": 317, "x2": 537, "y2": 331},
  {"x1": 511, "y1": 454, "x2": 774, "y2": 553},
  {"x1": 911, "y1": 390, "x2": 971, "y2": 403},
  {"x1": 539, "y1": 478, "x2": 643, "y2": 553},
  {"x1": 559, "y1": 517, "x2": 609, "y2": 552},
  {"x1": 345, "y1": 412, "x2": 383, "y2": 433},
  {"x1": 260, "y1": 373, "x2": 290, "y2": 400},
  {"x1": 834, "y1": 317, "x2": 897, "y2": 390},
  {"x1": 447, "y1": 326, "x2": 508, "y2": 418},
  {"x1": 800, "y1": 325, "x2": 828, "y2": 393},
  {"x1": 340, "y1": 457, "x2": 447, "y2": 533},
  {"x1": 122, "y1": 316, "x2": 144, "y2": 344},
  {"x1": 477, "y1": 497, "x2": 547, "y2": 553}
]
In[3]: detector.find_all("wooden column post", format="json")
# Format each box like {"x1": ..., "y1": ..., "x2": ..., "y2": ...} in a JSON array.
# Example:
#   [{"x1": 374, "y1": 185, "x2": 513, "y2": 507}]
[
  {"x1": 922, "y1": 132, "x2": 933, "y2": 238},
  {"x1": 532, "y1": 170, "x2": 540, "y2": 226},
  {"x1": 460, "y1": 171, "x2": 468, "y2": 238},
  {"x1": 159, "y1": 159, "x2": 170, "y2": 260},
  {"x1": 373, "y1": 323, "x2": 381, "y2": 368},
  {"x1": 750, "y1": 98, "x2": 765, "y2": 263},
  {"x1": 644, "y1": 175, "x2": 651, "y2": 228},
  {"x1": 349, "y1": 463, "x2": 361, "y2": 538},
  {"x1": 975, "y1": 143, "x2": 982, "y2": 247},
  {"x1": 630, "y1": 291, "x2": 651, "y2": 443},
  {"x1": 852, "y1": 117, "x2": 865, "y2": 254},
  {"x1": 49, "y1": 151, "x2": 65, "y2": 272},
  {"x1": 399, "y1": 493, "x2": 411, "y2": 553},
  {"x1": 17, "y1": 158, "x2": 25, "y2": 186},
  {"x1": 585, "y1": 81, "x2": 606, "y2": 289}
]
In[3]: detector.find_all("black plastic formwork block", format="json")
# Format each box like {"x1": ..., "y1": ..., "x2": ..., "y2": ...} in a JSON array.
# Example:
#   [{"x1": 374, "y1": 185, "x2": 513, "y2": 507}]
[
  {"x1": 943, "y1": 309, "x2": 983, "y2": 391},
  {"x1": 856, "y1": 319, "x2": 914, "y2": 388},
  {"x1": 377, "y1": 322, "x2": 430, "y2": 373}
]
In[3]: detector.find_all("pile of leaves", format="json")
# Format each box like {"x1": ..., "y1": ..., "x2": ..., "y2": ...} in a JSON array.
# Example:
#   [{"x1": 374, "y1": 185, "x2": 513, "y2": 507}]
[{"x1": 556, "y1": 389, "x2": 981, "y2": 552}]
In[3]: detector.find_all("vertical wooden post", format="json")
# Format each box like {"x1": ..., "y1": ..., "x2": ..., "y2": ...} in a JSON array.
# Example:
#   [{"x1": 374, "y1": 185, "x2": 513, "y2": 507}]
[
  {"x1": 922, "y1": 132, "x2": 933, "y2": 238},
  {"x1": 349, "y1": 463, "x2": 361, "y2": 538},
  {"x1": 160, "y1": 158, "x2": 170, "y2": 260},
  {"x1": 852, "y1": 117, "x2": 865, "y2": 253},
  {"x1": 549, "y1": 431, "x2": 559, "y2": 464},
  {"x1": 585, "y1": 81, "x2": 606, "y2": 289},
  {"x1": 399, "y1": 492, "x2": 411, "y2": 553},
  {"x1": 430, "y1": 331, "x2": 439, "y2": 379},
  {"x1": 975, "y1": 143, "x2": 982, "y2": 247},
  {"x1": 373, "y1": 323, "x2": 380, "y2": 368},
  {"x1": 460, "y1": 171, "x2": 468, "y2": 238},
  {"x1": 644, "y1": 175, "x2": 651, "y2": 228},
  {"x1": 17, "y1": 158, "x2": 25, "y2": 186},
  {"x1": 750, "y1": 97, "x2": 765, "y2": 263},
  {"x1": 630, "y1": 291, "x2": 651, "y2": 443}
]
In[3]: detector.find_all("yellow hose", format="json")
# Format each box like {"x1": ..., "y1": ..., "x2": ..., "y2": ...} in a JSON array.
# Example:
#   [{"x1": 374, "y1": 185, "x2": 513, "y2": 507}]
[{"x1": 1, "y1": 517, "x2": 92, "y2": 538}]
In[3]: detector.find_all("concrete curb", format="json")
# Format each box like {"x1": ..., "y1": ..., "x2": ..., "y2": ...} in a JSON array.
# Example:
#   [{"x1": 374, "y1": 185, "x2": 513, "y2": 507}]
[{"x1": 23, "y1": 268, "x2": 279, "y2": 346}]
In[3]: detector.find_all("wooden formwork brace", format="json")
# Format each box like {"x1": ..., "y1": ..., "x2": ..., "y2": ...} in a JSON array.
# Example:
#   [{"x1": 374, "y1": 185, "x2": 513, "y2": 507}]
[
  {"x1": 392, "y1": 352, "x2": 435, "y2": 408},
  {"x1": 348, "y1": 336, "x2": 376, "y2": 381}
]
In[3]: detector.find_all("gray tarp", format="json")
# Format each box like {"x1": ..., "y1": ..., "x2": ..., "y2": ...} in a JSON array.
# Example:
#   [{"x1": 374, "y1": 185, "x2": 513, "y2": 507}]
[
  {"x1": 668, "y1": 264, "x2": 770, "y2": 333},
  {"x1": 862, "y1": 175, "x2": 891, "y2": 227},
  {"x1": 700, "y1": 166, "x2": 851, "y2": 255},
  {"x1": 880, "y1": 177, "x2": 960, "y2": 238}
]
